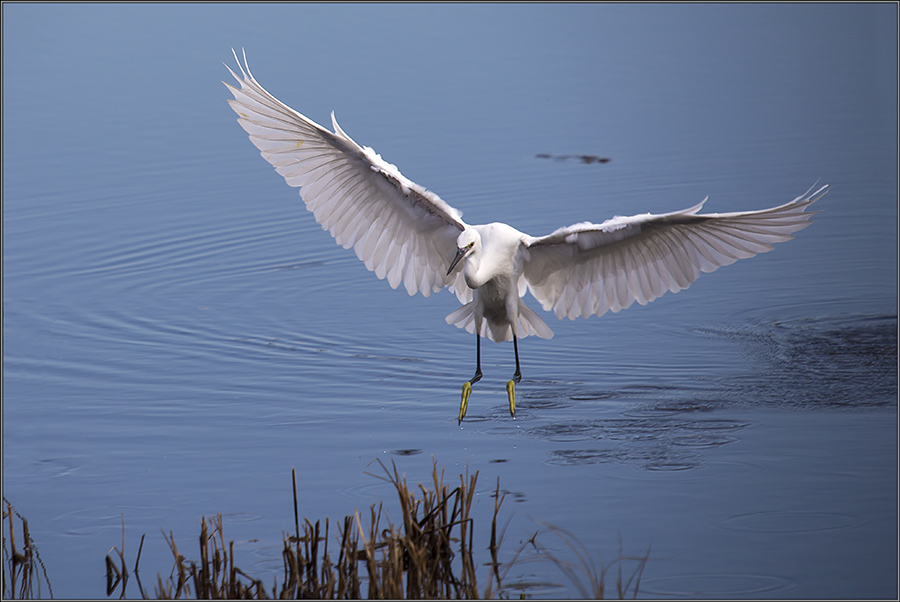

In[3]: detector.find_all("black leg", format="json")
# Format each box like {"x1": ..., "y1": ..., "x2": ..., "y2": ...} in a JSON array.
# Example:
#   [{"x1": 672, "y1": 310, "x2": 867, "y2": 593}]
[
  {"x1": 471, "y1": 332, "x2": 483, "y2": 384},
  {"x1": 512, "y1": 334, "x2": 522, "y2": 383}
]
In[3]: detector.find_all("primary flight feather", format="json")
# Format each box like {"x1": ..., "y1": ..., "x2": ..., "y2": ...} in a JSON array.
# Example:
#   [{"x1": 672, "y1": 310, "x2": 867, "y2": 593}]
[{"x1": 224, "y1": 49, "x2": 826, "y2": 422}]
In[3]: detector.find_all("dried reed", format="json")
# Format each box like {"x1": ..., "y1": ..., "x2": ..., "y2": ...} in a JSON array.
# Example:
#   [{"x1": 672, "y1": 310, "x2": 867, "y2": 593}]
[
  {"x1": 2, "y1": 497, "x2": 53, "y2": 599},
  {"x1": 147, "y1": 458, "x2": 509, "y2": 599},
  {"x1": 5, "y1": 460, "x2": 651, "y2": 599},
  {"x1": 526, "y1": 523, "x2": 651, "y2": 599}
]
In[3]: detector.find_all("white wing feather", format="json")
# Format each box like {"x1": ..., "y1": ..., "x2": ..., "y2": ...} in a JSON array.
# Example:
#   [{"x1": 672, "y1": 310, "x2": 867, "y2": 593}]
[
  {"x1": 523, "y1": 185, "x2": 827, "y2": 320},
  {"x1": 224, "y1": 50, "x2": 471, "y2": 301}
]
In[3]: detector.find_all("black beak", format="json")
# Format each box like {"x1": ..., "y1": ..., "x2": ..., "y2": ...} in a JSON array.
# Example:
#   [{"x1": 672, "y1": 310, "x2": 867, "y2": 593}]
[{"x1": 447, "y1": 247, "x2": 467, "y2": 275}]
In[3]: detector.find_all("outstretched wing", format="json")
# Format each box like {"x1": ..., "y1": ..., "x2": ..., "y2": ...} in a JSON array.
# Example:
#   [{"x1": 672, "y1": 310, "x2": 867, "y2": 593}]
[
  {"x1": 523, "y1": 184, "x2": 827, "y2": 320},
  {"x1": 224, "y1": 50, "x2": 470, "y2": 301}
]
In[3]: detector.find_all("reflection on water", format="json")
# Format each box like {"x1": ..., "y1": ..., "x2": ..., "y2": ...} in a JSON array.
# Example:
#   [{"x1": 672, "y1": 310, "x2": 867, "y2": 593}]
[{"x1": 540, "y1": 416, "x2": 750, "y2": 470}]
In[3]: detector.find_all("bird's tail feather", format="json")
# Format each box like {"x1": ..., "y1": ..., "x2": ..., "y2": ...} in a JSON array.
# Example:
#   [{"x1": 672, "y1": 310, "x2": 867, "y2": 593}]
[
  {"x1": 445, "y1": 303, "x2": 479, "y2": 335},
  {"x1": 445, "y1": 301, "x2": 554, "y2": 342},
  {"x1": 518, "y1": 301, "x2": 554, "y2": 340}
]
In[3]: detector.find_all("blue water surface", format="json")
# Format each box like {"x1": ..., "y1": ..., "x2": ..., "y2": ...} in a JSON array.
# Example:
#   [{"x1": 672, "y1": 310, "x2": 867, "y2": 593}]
[{"x1": 3, "y1": 4, "x2": 897, "y2": 598}]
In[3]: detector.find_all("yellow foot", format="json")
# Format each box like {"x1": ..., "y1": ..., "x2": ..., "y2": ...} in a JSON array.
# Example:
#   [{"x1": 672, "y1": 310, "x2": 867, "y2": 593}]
[
  {"x1": 506, "y1": 380, "x2": 516, "y2": 418},
  {"x1": 459, "y1": 381, "x2": 473, "y2": 424}
]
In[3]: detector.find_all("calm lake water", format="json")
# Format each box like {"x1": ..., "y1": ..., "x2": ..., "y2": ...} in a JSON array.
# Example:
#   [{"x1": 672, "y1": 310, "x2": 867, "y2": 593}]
[{"x1": 3, "y1": 4, "x2": 897, "y2": 599}]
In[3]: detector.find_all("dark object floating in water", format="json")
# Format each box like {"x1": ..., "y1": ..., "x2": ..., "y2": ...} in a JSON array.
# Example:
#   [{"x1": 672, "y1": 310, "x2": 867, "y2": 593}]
[
  {"x1": 389, "y1": 448, "x2": 423, "y2": 456},
  {"x1": 536, "y1": 153, "x2": 611, "y2": 164}
]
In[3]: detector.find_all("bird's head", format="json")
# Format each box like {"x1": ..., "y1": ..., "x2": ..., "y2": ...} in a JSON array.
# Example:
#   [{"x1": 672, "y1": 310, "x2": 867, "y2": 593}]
[{"x1": 447, "y1": 228, "x2": 480, "y2": 275}]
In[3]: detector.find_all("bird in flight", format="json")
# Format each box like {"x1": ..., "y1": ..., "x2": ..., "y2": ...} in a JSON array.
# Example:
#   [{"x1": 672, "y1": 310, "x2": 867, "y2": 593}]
[{"x1": 224, "y1": 50, "x2": 826, "y2": 423}]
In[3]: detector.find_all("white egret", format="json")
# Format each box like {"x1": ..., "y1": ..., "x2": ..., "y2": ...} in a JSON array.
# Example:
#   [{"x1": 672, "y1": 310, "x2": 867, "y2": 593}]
[{"x1": 224, "y1": 50, "x2": 826, "y2": 423}]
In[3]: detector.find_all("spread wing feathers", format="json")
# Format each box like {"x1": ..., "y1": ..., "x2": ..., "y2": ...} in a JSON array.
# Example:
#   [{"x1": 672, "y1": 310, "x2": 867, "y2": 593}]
[
  {"x1": 523, "y1": 184, "x2": 828, "y2": 320},
  {"x1": 224, "y1": 50, "x2": 470, "y2": 301}
]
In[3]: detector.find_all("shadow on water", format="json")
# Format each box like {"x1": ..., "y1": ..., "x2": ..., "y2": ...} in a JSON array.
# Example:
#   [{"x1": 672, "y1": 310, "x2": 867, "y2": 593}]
[{"x1": 517, "y1": 314, "x2": 897, "y2": 469}]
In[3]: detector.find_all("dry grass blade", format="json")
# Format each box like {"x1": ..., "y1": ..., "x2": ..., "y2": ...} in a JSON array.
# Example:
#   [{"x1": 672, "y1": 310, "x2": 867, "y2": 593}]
[
  {"x1": 157, "y1": 514, "x2": 268, "y2": 599},
  {"x1": 105, "y1": 513, "x2": 147, "y2": 599},
  {"x1": 527, "y1": 521, "x2": 651, "y2": 599},
  {"x1": 150, "y1": 458, "x2": 511, "y2": 599},
  {"x1": 2, "y1": 498, "x2": 53, "y2": 599},
  {"x1": 100, "y1": 459, "x2": 645, "y2": 599}
]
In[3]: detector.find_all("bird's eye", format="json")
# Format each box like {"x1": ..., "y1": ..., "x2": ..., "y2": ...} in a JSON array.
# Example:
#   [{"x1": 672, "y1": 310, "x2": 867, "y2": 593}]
[{"x1": 467, "y1": 242, "x2": 475, "y2": 250}]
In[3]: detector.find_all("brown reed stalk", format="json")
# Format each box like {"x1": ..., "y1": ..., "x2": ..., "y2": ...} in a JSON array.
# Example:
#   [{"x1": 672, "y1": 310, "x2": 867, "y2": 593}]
[
  {"x1": 526, "y1": 521, "x2": 651, "y2": 599},
  {"x1": 3, "y1": 498, "x2": 52, "y2": 600},
  {"x1": 105, "y1": 459, "x2": 644, "y2": 599},
  {"x1": 104, "y1": 514, "x2": 147, "y2": 599}
]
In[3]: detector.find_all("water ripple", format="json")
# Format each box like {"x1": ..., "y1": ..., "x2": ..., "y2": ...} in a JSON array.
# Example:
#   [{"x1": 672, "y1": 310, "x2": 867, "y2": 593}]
[
  {"x1": 715, "y1": 510, "x2": 866, "y2": 534},
  {"x1": 518, "y1": 314, "x2": 895, "y2": 470},
  {"x1": 697, "y1": 314, "x2": 897, "y2": 409},
  {"x1": 640, "y1": 573, "x2": 795, "y2": 597}
]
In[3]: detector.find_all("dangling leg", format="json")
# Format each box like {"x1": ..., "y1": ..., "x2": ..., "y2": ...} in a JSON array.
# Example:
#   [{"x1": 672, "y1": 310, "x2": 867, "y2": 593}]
[
  {"x1": 459, "y1": 332, "x2": 483, "y2": 424},
  {"x1": 506, "y1": 335, "x2": 521, "y2": 417},
  {"x1": 512, "y1": 334, "x2": 522, "y2": 384}
]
